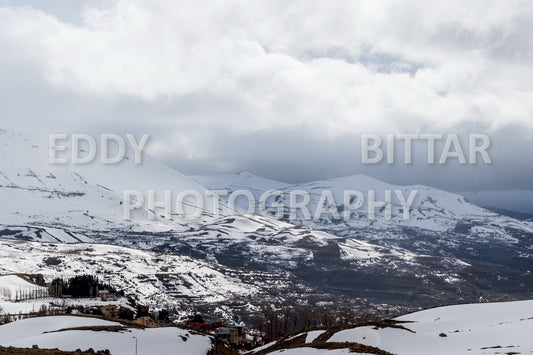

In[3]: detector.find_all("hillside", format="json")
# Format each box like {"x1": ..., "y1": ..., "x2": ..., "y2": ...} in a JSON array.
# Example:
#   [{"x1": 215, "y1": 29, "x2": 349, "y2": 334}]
[
  {"x1": 0, "y1": 316, "x2": 212, "y2": 355},
  {"x1": 0, "y1": 240, "x2": 302, "y2": 320},
  {"x1": 0, "y1": 275, "x2": 48, "y2": 301},
  {"x1": 194, "y1": 172, "x2": 533, "y2": 298},
  {"x1": 0, "y1": 130, "x2": 493, "y2": 312},
  {"x1": 250, "y1": 299, "x2": 533, "y2": 355}
]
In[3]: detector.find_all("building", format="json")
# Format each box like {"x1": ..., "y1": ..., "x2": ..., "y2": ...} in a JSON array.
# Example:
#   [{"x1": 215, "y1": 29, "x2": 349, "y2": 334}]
[
  {"x1": 136, "y1": 316, "x2": 158, "y2": 328},
  {"x1": 217, "y1": 327, "x2": 239, "y2": 343},
  {"x1": 100, "y1": 305, "x2": 118, "y2": 318},
  {"x1": 101, "y1": 292, "x2": 117, "y2": 301},
  {"x1": 225, "y1": 323, "x2": 243, "y2": 337}
]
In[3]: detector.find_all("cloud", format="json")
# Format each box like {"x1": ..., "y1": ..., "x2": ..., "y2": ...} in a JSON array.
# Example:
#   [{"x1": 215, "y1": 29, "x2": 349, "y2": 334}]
[
  {"x1": 0, "y1": 0, "x2": 533, "y2": 211},
  {"x1": 2, "y1": 1, "x2": 533, "y2": 132}
]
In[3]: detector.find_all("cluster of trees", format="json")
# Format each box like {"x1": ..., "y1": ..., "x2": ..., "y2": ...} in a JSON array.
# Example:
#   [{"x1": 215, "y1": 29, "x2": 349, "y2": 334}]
[
  {"x1": 0, "y1": 287, "x2": 48, "y2": 302},
  {"x1": 0, "y1": 274, "x2": 172, "y2": 327},
  {"x1": 0, "y1": 303, "x2": 64, "y2": 325},
  {"x1": 252, "y1": 305, "x2": 376, "y2": 340},
  {"x1": 49, "y1": 275, "x2": 121, "y2": 298}
]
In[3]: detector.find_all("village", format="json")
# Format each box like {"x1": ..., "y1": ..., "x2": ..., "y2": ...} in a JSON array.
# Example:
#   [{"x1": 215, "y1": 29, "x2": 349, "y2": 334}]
[
  {"x1": 0, "y1": 272, "x2": 417, "y2": 353},
  {"x1": 0, "y1": 273, "x2": 261, "y2": 350}
]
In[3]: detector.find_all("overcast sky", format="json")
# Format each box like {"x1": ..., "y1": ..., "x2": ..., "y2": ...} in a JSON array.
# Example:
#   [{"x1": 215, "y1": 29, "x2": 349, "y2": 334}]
[{"x1": 1, "y1": 0, "x2": 533, "y2": 213}]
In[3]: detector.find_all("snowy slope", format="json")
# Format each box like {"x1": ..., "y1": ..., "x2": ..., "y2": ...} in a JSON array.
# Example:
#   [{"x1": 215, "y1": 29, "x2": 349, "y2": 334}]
[
  {"x1": 0, "y1": 275, "x2": 48, "y2": 301},
  {"x1": 0, "y1": 296, "x2": 132, "y2": 316},
  {"x1": 0, "y1": 131, "x2": 416, "y2": 265},
  {"x1": 267, "y1": 349, "x2": 365, "y2": 355},
  {"x1": 194, "y1": 172, "x2": 533, "y2": 272},
  {"x1": 327, "y1": 300, "x2": 533, "y2": 355},
  {"x1": 251, "y1": 300, "x2": 533, "y2": 355},
  {"x1": 0, "y1": 238, "x2": 297, "y2": 317},
  {"x1": 192, "y1": 171, "x2": 290, "y2": 197},
  {"x1": 0, "y1": 130, "x2": 485, "y2": 317},
  {"x1": 0, "y1": 130, "x2": 425, "y2": 268},
  {"x1": 0, "y1": 316, "x2": 121, "y2": 342},
  {"x1": 0, "y1": 131, "x2": 472, "y2": 279},
  {"x1": 0, "y1": 316, "x2": 212, "y2": 355},
  {"x1": 1, "y1": 130, "x2": 529, "y2": 315},
  {"x1": 193, "y1": 172, "x2": 533, "y2": 235},
  {"x1": 0, "y1": 129, "x2": 221, "y2": 233},
  {"x1": 0, "y1": 234, "x2": 471, "y2": 320}
]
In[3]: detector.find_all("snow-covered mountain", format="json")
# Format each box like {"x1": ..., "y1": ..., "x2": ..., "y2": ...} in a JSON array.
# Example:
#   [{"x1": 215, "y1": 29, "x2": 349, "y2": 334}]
[
  {"x1": 193, "y1": 172, "x2": 533, "y2": 274},
  {"x1": 192, "y1": 171, "x2": 533, "y2": 237},
  {"x1": 0, "y1": 129, "x2": 222, "y2": 232},
  {"x1": 0, "y1": 239, "x2": 304, "y2": 319},
  {"x1": 0, "y1": 129, "x2": 438, "y2": 273},
  {"x1": 251, "y1": 299, "x2": 533, "y2": 355},
  {"x1": 0, "y1": 129, "x2": 531, "y2": 317}
]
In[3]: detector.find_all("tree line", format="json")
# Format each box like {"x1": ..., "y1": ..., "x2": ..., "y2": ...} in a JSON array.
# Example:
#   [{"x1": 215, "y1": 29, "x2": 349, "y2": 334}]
[{"x1": 252, "y1": 305, "x2": 378, "y2": 340}]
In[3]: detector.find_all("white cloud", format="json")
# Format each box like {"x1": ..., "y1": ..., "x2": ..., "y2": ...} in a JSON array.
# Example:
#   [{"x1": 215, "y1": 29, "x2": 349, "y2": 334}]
[
  {"x1": 1, "y1": 0, "x2": 533, "y2": 196},
  {"x1": 1, "y1": 0, "x2": 533, "y2": 136}
]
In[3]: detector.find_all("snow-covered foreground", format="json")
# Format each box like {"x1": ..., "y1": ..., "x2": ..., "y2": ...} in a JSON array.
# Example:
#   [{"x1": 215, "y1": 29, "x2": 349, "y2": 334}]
[
  {"x1": 250, "y1": 300, "x2": 533, "y2": 355},
  {"x1": 328, "y1": 300, "x2": 533, "y2": 355},
  {"x1": 0, "y1": 316, "x2": 212, "y2": 355},
  {"x1": 267, "y1": 349, "x2": 367, "y2": 355}
]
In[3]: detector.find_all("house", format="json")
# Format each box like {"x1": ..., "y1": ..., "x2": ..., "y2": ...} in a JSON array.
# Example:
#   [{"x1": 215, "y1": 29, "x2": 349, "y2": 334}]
[
  {"x1": 217, "y1": 327, "x2": 239, "y2": 343},
  {"x1": 136, "y1": 316, "x2": 158, "y2": 328},
  {"x1": 225, "y1": 322, "x2": 243, "y2": 337},
  {"x1": 101, "y1": 292, "x2": 117, "y2": 301},
  {"x1": 100, "y1": 305, "x2": 118, "y2": 318}
]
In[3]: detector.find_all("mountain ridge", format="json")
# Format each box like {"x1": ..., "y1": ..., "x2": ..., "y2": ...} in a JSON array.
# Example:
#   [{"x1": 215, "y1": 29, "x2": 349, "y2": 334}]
[{"x1": 0, "y1": 130, "x2": 532, "y2": 320}]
